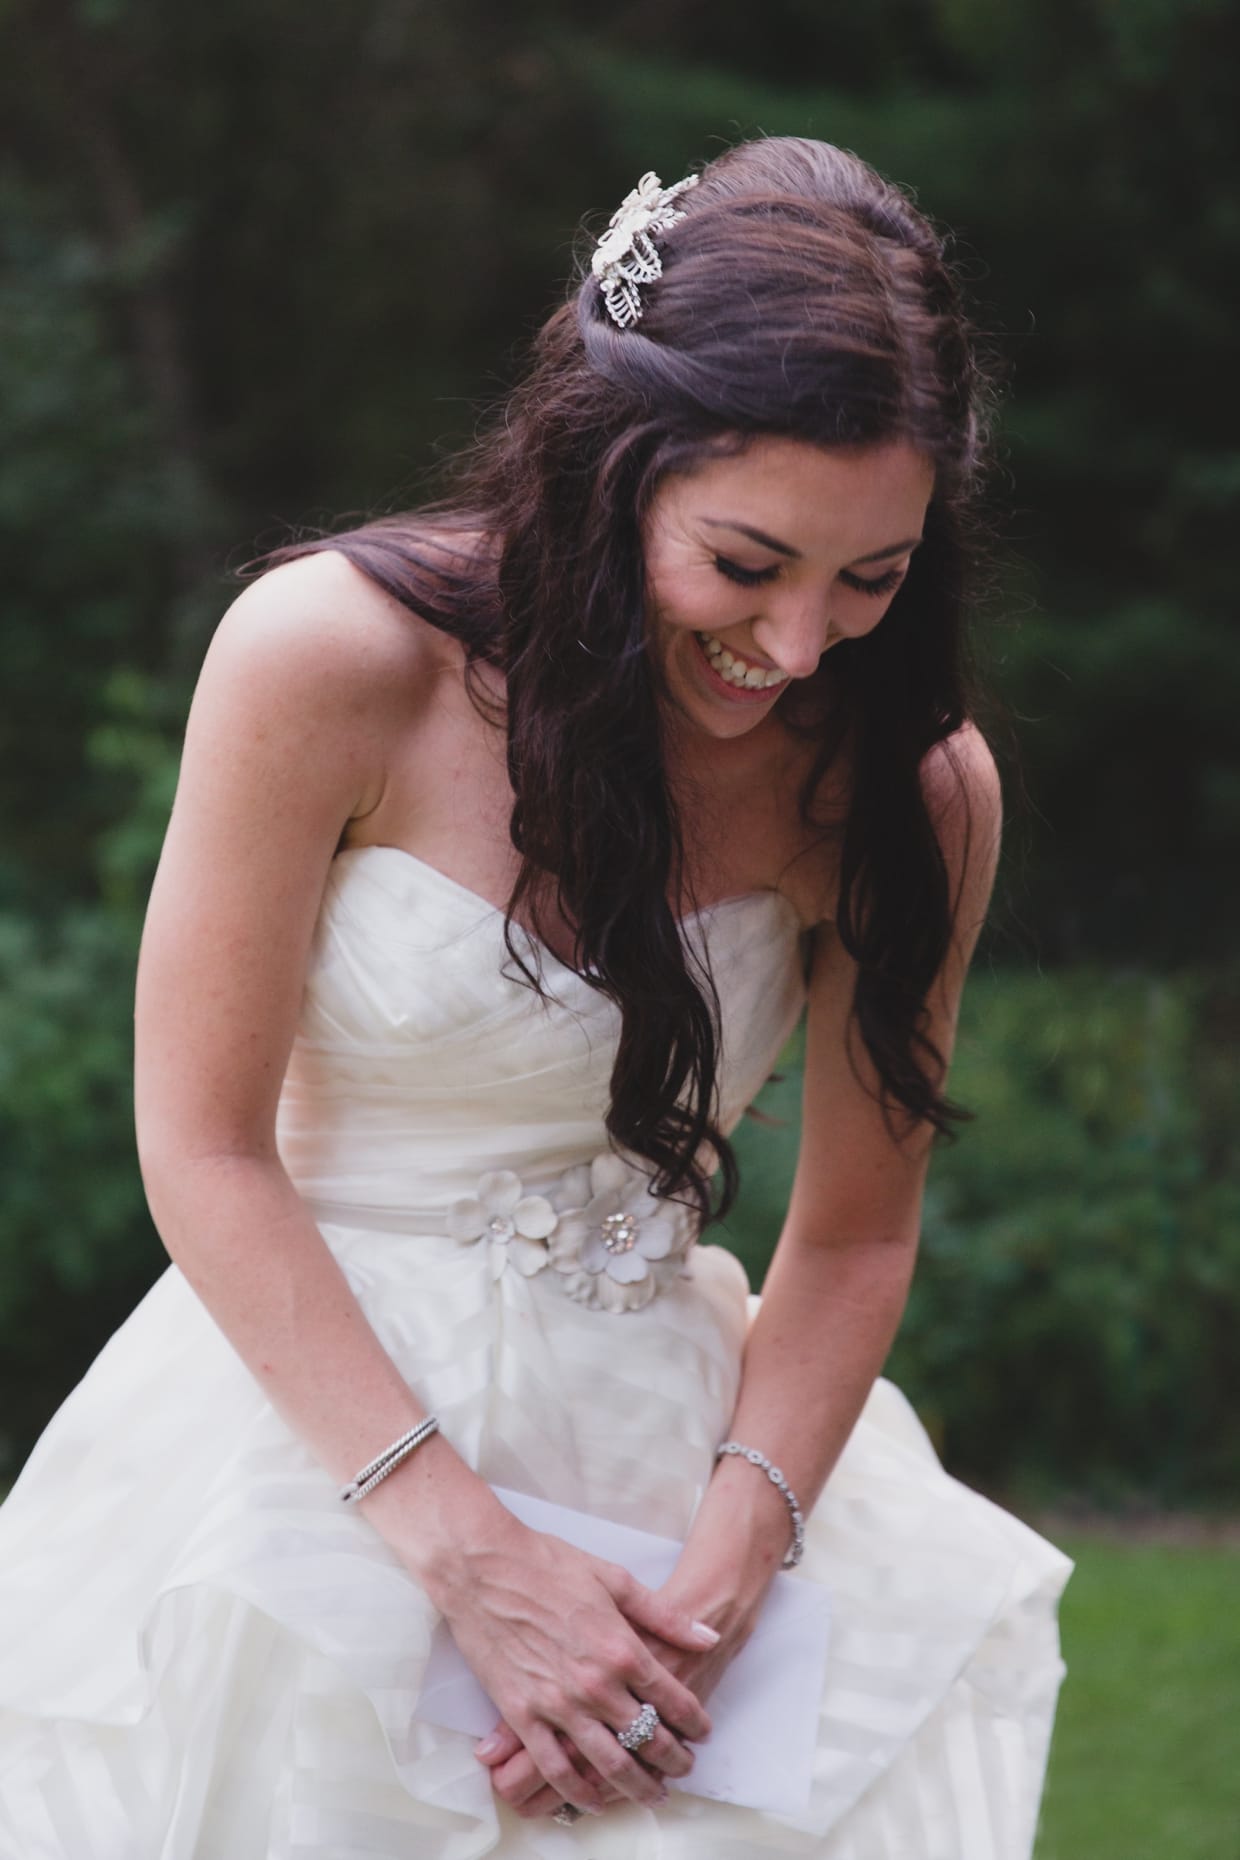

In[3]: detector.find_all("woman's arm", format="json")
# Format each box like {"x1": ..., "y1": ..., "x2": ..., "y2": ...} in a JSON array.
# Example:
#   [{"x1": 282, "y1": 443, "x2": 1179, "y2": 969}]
[
  {"x1": 136, "y1": 553, "x2": 469, "y2": 1530},
  {"x1": 668, "y1": 723, "x2": 1003, "y2": 1639},
  {"x1": 135, "y1": 552, "x2": 712, "y2": 1816}
]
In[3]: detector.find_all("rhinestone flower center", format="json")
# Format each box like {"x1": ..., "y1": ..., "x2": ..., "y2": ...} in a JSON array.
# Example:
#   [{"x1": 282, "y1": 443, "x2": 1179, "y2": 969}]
[
  {"x1": 488, "y1": 1215, "x2": 516, "y2": 1243},
  {"x1": 601, "y1": 1211, "x2": 639, "y2": 1255}
]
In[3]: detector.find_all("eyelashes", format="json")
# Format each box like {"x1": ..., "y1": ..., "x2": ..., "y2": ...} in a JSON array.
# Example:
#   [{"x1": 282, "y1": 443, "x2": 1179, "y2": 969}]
[
  {"x1": 839, "y1": 566, "x2": 906, "y2": 597},
  {"x1": 713, "y1": 556, "x2": 907, "y2": 598},
  {"x1": 713, "y1": 556, "x2": 779, "y2": 588}
]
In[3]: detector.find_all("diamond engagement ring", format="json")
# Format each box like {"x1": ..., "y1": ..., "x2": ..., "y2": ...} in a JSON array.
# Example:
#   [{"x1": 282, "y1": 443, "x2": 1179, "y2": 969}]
[
  {"x1": 552, "y1": 1803, "x2": 583, "y2": 1826},
  {"x1": 616, "y1": 1700, "x2": 660, "y2": 1751}
]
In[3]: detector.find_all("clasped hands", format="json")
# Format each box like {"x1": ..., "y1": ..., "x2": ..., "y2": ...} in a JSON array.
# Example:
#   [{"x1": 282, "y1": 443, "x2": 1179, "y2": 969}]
[
  {"x1": 475, "y1": 1595, "x2": 737, "y2": 1821},
  {"x1": 424, "y1": 1511, "x2": 739, "y2": 1822}
]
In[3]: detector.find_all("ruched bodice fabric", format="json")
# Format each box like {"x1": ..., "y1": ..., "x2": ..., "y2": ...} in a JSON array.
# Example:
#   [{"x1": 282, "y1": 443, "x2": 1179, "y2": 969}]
[
  {"x1": 277, "y1": 845, "x2": 808, "y2": 1229},
  {"x1": 0, "y1": 846, "x2": 1070, "y2": 1860}
]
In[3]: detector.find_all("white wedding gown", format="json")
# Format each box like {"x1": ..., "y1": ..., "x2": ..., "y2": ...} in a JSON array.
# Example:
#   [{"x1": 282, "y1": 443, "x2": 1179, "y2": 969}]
[{"x1": 0, "y1": 846, "x2": 1070, "y2": 1859}]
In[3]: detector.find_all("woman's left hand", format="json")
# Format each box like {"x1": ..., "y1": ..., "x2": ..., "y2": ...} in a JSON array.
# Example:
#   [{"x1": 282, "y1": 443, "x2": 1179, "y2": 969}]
[{"x1": 475, "y1": 1589, "x2": 747, "y2": 1820}]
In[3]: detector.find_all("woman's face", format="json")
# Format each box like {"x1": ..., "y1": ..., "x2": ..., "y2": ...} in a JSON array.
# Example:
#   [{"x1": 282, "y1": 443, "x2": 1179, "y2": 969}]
[{"x1": 642, "y1": 435, "x2": 935, "y2": 741}]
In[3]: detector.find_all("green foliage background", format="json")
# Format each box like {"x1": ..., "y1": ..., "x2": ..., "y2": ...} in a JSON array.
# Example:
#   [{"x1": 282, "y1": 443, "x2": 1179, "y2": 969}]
[{"x1": 1, "y1": 0, "x2": 1238, "y2": 1499}]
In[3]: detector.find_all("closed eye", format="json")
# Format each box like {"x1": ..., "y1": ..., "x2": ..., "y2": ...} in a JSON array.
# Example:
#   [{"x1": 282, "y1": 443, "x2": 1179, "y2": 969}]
[
  {"x1": 839, "y1": 566, "x2": 907, "y2": 597},
  {"x1": 714, "y1": 556, "x2": 780, "y2": 588}
]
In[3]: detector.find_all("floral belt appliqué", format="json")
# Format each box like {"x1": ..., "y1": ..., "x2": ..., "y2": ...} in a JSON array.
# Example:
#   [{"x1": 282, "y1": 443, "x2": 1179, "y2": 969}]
[{"x1": 447, "y1": 1151, "x2": 698, "y2": 1313}]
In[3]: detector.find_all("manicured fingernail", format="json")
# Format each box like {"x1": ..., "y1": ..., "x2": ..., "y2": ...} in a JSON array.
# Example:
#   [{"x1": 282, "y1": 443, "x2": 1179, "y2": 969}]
[
  {"x1": 475, "y1": 1731, "x2": 504, "y2": 1758},
  {"x1": 691, "y1": 1619, "x2": 720, "y2": 1647}
]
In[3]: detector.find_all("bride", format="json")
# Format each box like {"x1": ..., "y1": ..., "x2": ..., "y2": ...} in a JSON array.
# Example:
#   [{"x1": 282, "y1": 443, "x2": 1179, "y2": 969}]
[{"x1": 0, "y1": 137, "x2": 1070, "y2": 1856}]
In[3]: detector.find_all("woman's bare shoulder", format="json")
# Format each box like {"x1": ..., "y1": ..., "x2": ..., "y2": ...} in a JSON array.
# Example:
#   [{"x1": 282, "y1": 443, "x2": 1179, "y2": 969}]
[
  {"x1": 921, "y1": 721, "x2": 1001, "y2": 859},
  {"x1": 203, "y1": 548, "x2": 461, "y2": 784},
  {"x1": 921, "y1": 719, "x2": 1000, "y2": 808},
  {"x1": 920, "y1": 720, "x2": 1002, "y2": 939},
  {"x1": 168, "y1": 547, "x2": 466, "y2": 862},
  {"x1": 213, "y1": 547, "x2": 458, "y2": 694}
]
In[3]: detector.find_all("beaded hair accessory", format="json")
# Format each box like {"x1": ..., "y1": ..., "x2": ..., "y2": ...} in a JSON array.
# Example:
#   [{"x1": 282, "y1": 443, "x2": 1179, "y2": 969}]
[{"x1": 591, "y1": 169, "x2": 699, "y2": 329}]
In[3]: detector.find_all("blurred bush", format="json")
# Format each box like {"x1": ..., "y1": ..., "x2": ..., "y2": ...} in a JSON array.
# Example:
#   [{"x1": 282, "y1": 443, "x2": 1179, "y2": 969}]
[
  {"x1": 0, "y1": 903, "x2": 162, "y2": 1475},
  {"x1": 3, "y1": 0, "x2": 1239, "y2": 960},
  {"x1": 724, "y1": 967, "x2": 1240, "y2": 1508},
  {"x1": 0, "y1": 672, "x2": 176, "y2": 1479}
]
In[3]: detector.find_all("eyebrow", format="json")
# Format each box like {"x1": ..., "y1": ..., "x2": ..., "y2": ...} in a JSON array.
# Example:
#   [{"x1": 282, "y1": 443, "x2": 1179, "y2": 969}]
[{"x1": 702, "y1": 518, "x2": 923, "y2": 565}]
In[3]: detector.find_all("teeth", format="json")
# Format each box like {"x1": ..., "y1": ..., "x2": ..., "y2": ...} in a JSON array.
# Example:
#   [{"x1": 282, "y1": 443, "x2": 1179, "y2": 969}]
[{"x1": 697, "y1": 633, "x2": 788, "y2": 692}]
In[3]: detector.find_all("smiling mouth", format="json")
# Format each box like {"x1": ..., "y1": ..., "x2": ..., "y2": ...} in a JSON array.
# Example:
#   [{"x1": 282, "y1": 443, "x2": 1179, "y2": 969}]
[{"x1": 695, "y1": 631, "x2": 789, "y2": 692}]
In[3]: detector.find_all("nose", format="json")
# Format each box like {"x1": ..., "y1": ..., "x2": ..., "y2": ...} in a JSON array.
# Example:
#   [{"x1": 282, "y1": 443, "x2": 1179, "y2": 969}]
[{"x1": 753, "y1": 596, "x2": 836, "y2": 681}]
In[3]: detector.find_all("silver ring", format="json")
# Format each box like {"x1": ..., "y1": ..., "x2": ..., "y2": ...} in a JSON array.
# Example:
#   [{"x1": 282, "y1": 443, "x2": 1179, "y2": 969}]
[
  {"x1": 552, "y1": 1803, "x2": 582, "y2": 1826},
  {"x1": 616, "y1": 1700, "x2": 660, "y2": 1752}
]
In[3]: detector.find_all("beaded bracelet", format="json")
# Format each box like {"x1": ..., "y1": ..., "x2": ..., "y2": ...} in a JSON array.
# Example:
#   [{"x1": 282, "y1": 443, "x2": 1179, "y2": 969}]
[
  {"x1": 715, "y1": 1441, "x2": 806, "y2": 1568},
  {"x1": 339, "y1": 1415, "x2": 440, "y2": 1505}
]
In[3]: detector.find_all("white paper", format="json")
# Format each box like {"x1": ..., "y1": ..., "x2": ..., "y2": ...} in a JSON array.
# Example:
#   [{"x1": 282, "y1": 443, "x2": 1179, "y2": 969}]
[{"x1": 414, "y1": 1485, "x2": 831, "y2": 1816}]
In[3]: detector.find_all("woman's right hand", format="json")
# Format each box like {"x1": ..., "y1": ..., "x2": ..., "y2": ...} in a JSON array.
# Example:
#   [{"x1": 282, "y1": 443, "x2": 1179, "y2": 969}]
[{"x1": 412, "y1": 1505, "x2": 714, "y2": 1815}]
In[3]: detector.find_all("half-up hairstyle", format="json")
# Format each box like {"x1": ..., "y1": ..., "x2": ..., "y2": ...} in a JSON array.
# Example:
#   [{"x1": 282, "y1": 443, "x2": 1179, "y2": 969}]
[{"x1": 263, "y1": 136, "x2": 994, "y2": 1222}]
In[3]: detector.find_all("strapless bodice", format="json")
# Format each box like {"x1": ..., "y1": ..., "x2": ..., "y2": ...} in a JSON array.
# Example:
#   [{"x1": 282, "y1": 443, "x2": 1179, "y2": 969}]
[{"x1": 275, "y1": 845, "x2": 808, "y2": 1231}]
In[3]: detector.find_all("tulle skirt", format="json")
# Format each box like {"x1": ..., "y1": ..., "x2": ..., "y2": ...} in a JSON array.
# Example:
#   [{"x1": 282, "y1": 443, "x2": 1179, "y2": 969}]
[{"x1": 0, "y1": 1227, "x2": 1070, "y2": 1858}]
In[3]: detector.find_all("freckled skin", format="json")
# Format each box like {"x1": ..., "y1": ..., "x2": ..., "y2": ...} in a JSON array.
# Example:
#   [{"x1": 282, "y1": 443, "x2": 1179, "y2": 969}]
[{"x1": 643, "y1": 436, "x2": 935, "y2": 743}]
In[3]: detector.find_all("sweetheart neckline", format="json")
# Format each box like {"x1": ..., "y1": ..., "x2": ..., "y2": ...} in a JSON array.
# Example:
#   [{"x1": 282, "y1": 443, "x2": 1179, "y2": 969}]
[{"x1": 331, "y1": 842, "x2": 806, "y2": 977}]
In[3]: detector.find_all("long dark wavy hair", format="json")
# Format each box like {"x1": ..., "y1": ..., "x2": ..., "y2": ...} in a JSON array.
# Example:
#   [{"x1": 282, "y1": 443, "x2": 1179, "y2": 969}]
[{"x1": 264, "y1": 137, "x2": 993, "y2": 1224}]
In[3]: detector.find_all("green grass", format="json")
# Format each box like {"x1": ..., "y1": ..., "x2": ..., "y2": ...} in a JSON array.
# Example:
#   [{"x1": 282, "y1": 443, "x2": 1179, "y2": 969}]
[{"x1": 1035, "y1": 1538, "x2": 1240, "y2": 1859}]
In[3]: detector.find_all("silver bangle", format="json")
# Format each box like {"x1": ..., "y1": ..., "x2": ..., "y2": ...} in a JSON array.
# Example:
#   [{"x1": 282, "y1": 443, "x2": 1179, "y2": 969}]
[
  {"x1": 339, "y1": 1415, "x2": 440, "y2": 1505},
  {"x1": 715, "y1": 1441, "x2": 806, "y2": 1568}
]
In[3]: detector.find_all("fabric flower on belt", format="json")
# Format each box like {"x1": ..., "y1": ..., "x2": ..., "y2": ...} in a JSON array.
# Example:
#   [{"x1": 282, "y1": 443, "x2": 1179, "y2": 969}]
[
  {"x1": 447, "y1": 1171, "x2": 557, "y2": 1280},
  {"x1": 547, "y1": 1151, "x2": 697, "y2": 1313}
]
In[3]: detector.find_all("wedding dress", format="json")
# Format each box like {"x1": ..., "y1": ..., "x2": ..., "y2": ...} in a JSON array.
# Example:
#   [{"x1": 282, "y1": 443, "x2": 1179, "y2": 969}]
[{"x1": 0, "y1": 844, "x2": 1070, "y2": 1859}]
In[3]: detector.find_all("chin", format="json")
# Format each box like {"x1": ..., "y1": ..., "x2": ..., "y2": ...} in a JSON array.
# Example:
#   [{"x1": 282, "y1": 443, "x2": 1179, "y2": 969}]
[{"x1": 672, "y1": 687, "x2": 781, "y2": 742}]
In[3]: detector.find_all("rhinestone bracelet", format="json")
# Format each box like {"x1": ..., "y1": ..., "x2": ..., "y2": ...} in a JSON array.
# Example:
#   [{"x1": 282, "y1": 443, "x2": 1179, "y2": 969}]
[
  {"x1": 339, "y1": 1415, "x2": 440, "y2": 1505},
  {"x1": 715, "y1": 1441, "x2": 806, "y2": 1568}
]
